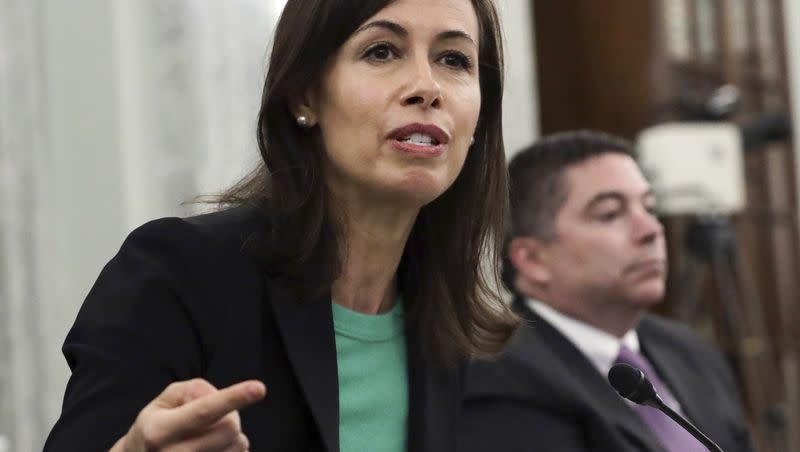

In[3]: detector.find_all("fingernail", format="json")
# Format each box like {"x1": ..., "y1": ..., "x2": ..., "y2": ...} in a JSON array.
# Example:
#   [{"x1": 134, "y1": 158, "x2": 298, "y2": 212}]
[{"x1": 247, "y1": 382, "x2": 265, "y2": 400}]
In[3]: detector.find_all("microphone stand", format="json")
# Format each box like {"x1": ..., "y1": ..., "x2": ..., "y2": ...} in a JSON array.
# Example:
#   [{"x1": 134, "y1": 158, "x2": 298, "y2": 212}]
[{"x1": 646, "y1": 395, "x2": 725, "y2": 452}]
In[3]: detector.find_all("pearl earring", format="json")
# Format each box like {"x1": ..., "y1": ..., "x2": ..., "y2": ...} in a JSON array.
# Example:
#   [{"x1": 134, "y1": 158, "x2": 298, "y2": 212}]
[
  {"x1": 470, "y1": 136, "x2": 475, "y2": 146},
  {"x1": 296, "y1": 115, "x2": 310, "y2": 127}
]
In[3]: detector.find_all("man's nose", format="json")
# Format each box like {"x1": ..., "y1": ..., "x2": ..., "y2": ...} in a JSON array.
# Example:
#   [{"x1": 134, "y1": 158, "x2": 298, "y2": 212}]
[{"x1": 634, "y1": 210, "x2": 664, "y2": 245}]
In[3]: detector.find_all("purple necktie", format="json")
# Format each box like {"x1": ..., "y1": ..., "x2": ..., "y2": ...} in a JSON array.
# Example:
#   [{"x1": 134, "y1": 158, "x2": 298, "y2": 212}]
[{"x1": 616, "y1": 345, "x2": 707, "y2": 451}]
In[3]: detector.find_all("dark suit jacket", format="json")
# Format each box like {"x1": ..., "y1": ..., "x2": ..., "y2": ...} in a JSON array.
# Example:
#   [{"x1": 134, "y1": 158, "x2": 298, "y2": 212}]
[
  {"x1": 44, "y1": 206, "x2": 462, "y2": 452},
  {"x1": 458, "y1": 298, "x2": 753, "y2": 452}
]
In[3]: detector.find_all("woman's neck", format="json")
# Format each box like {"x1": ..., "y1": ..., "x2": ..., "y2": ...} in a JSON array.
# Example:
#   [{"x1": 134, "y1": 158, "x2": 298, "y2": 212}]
[{"x1": 330, "y1": 198, "x2": 418, "y2": 315}]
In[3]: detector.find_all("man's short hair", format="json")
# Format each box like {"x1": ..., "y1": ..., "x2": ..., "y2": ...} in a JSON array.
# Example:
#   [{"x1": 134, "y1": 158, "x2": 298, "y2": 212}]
[{"x1": 502, "y1": 130, "x2": 635, "y2": 290}]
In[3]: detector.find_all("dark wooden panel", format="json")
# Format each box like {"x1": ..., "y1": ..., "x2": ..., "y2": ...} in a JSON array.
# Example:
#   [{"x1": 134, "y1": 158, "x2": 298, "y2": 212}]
[{"x1": 533, "y1": 0, "x2": 660, "y2": 138}]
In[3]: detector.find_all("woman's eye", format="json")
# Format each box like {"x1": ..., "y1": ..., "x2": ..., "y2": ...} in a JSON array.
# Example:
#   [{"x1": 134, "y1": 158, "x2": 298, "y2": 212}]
[
  {"x1": 441, "y1": 51, "x2": 473, "y2": 70},
  {"x1": 364, "y1": 43, "x2": 397, "y2": 62}
]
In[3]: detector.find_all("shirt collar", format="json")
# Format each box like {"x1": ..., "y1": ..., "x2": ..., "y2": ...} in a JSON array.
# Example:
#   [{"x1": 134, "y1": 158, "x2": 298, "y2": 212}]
[{"x1": 525, "y1": 298, "x2": 640, "y2": 378}]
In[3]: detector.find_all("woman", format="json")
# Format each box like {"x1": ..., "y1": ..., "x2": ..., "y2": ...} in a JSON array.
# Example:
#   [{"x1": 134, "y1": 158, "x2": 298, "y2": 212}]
[{"x1": 44, "y1": 0, "x2": 516, "y2": 450}]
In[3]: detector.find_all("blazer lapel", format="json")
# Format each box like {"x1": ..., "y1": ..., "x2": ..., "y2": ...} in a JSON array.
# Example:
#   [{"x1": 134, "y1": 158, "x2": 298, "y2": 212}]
[
  {"x1": 406, "y1": 324, "x2": 460, "y2": 452},
  {"x1": 639, "y1": 320, "x2": 707, "y2": 430},
  {"x1": 513, "y1": 301, "x2": 667, "y2": 452},
  {"x1": 639, "y1": 317, "x2": 753, "y2": 452},
  {"x1": 266, "y1": 279, "x2": 339, "y2": 452}
]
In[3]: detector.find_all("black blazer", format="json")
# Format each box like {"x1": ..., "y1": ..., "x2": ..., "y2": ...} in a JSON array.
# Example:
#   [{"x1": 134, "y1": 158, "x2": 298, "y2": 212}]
[
  {"x1": 44, "y1": 206, "x2": 462, "y2": 452},
  {"x1": 458, "y1": 298, "x2": 754, "y2": 452}
]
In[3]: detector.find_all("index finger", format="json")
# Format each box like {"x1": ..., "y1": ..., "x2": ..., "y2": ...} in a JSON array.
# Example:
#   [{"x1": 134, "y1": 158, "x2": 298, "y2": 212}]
[{"x1": 160, "y1": 380, "x2": 266, "y2": 439}]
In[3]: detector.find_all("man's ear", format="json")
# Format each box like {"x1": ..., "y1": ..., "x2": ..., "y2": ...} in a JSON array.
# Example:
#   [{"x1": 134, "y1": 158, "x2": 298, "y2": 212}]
[
  {"x1": 508, "y1": 236, "x2": 552, "y2": 286},
  {"x1": 288, "y1": 86, "x2": 319, "y2": 127}
]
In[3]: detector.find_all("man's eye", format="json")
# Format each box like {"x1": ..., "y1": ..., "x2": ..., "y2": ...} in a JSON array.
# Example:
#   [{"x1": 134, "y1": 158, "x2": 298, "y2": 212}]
[{"x1": 598, "y1": 211, "x2": 619, "y2": 222}]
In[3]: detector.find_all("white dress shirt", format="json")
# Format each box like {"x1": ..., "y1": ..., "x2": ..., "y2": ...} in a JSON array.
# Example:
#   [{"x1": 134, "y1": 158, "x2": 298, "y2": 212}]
[
  {"x1": 526, "y1": 298, "x2": 640, "y2": 378},
  {"x1": 525, "y1": 298, "x2": 688, "y2": 415}
]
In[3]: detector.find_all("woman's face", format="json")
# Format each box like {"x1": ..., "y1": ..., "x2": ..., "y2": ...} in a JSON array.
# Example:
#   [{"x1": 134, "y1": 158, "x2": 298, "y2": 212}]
[{"x1": 299, "y1": 0, "x2": 481, "y2": 208}]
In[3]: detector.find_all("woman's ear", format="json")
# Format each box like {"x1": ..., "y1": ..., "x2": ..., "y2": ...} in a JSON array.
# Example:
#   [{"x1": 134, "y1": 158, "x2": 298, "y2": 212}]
[
  {"x1": 288, "y1": 87, "x2": 319, "y2": 127},
  {"x1": 508, "y1": 237, "x2": 552, "y2": 286}
]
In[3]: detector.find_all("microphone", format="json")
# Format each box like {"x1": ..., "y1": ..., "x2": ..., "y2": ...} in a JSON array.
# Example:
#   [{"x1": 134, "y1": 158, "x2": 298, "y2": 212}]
[{"x1": 608, "y1": 363, "x2": 725, "y2": 452}]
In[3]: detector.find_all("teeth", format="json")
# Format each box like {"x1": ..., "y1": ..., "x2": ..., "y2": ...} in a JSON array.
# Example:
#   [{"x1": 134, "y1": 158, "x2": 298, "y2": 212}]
[{"x1": 401, "y1": 133, "x2": 437, "y2": 146}]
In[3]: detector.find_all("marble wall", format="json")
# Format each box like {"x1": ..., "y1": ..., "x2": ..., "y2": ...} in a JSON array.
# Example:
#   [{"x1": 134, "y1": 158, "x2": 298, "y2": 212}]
[
  {"x1": 1, "y1": 1, "x2": 51, "y2": 449},
  {"x1": 0, "y1": 2, "x2": 280, "y2": 450},
  {"x1": 0, "y1": 1, "x2": 535, "y2": 450}
]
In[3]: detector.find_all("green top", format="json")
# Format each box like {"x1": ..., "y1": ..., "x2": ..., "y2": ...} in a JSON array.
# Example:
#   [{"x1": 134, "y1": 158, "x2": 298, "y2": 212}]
[{"x1": 332, "y1": 300, "x2": 408, "y2": 452}]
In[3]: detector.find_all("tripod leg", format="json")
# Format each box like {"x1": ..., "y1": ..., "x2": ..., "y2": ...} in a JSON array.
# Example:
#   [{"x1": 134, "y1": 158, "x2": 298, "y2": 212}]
[{"x1": 709, "y1": 228, "x2": 787, "y2": 451}]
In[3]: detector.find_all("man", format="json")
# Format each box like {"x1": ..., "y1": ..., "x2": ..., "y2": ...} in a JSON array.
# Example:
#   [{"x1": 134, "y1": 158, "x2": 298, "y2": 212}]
[{"x1": 458, "y1": 131, "x2": 753, "y2": 452}]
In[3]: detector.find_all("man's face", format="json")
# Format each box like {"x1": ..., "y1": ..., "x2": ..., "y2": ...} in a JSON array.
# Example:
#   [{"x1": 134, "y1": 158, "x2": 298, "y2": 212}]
[{"x1": 541, "y1": 153, "x2": 667, "y2": 315}]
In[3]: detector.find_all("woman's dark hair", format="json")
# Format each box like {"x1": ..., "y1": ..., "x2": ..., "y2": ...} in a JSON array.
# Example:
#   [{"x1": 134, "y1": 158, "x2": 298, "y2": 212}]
[{"x1": 218, "y1": 0, "x2": 517, "y2": 363}]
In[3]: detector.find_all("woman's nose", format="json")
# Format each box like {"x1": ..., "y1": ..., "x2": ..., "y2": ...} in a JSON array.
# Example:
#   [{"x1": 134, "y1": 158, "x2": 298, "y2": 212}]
[{"x1": 401, "y1": 57, "x2": 442, "y2": 109}]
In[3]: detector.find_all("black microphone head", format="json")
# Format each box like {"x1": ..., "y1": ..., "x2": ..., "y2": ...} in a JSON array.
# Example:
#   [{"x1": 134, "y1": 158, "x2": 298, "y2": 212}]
[{"x1": 608, "y1": 363, "x2": 658, "y2": 405}]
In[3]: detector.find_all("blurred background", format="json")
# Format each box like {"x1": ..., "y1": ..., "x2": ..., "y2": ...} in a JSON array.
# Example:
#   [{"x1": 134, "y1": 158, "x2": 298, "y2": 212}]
[{"x1": 0, "y1": 0, "x2": 797, "y2": 451}]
